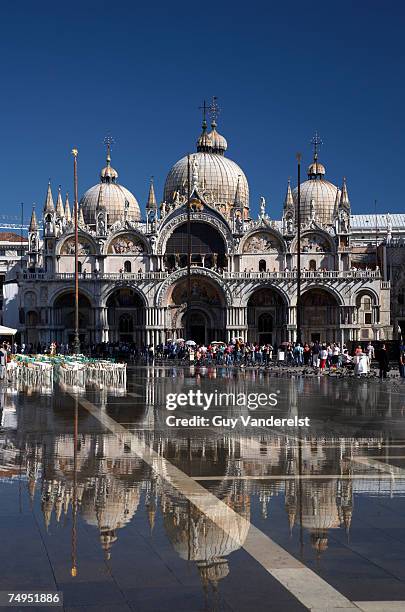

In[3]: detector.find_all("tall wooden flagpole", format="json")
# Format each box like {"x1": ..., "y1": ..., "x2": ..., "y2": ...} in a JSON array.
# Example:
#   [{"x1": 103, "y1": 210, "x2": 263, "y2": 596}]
[
  {"x1": 186, "y1": 154, "x2": 191, "y2": 339},
  {"x1": 296, "y1": 153, "x2": 302, "y2": 345},
  {"x1": 72, "y1": 148, "x2": 80, "y2": 354}
]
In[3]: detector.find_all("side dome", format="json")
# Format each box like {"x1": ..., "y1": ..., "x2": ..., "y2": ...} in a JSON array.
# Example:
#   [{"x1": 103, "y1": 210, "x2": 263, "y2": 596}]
[
  {"x1": 292, "y1": 156, "x2": 340, "y2": 226},
  {"x1": 79, "y1": 150, "x2": 141, "y2": 226},
  {"x1": 163, "y1": 118, "x2": 249, "y2": 218}
]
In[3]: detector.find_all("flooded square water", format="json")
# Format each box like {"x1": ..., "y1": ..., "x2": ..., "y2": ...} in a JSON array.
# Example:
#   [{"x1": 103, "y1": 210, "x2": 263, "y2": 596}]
[{"x1": 0, "y1": 366, "x2": 405, "y2": 611}]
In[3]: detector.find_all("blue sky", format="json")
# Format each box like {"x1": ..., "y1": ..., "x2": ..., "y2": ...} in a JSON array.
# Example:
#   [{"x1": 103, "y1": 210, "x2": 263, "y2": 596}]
[{"x1": 1, "y1": 0, "x2": 404, "y2": 223}]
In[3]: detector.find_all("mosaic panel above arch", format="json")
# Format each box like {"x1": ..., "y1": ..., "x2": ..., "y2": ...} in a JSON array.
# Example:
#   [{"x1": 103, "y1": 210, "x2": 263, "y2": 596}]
[{"x1": 107, "y1": 234, "x2": 145, "y2": 255}]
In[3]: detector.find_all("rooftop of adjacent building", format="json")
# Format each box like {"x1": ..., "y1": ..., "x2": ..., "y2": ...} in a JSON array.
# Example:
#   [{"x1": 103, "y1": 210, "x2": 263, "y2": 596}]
[{"x1": 0, "y1": 232, "x2": 28, "y2": 243}]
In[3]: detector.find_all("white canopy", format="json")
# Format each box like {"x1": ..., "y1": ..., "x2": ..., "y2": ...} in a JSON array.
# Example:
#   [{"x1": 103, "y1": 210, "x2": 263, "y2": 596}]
[{"x1": 0, "y1": 325, "x2": 17, "y2": 336}]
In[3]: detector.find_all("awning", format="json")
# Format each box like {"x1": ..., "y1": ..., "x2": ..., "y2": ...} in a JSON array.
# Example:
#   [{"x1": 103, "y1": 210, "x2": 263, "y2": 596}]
[{"x1": 0, "y1": 325, "x2": 17, "y2": 336}]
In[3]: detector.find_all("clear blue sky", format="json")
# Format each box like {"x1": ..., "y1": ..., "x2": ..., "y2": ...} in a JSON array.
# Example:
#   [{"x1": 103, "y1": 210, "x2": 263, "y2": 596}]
[{"x1": 1, "y1": 0, "x2": 404, "y2": 224}]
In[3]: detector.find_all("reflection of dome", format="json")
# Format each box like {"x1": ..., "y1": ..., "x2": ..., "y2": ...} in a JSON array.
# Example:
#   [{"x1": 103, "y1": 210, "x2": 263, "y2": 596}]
[
  {"x1": 163, "y1": 490, "x2": 250, "y2": 575},
  {"x1": 79, "y1": 151, "x2": 140, "y2": 226},
  {"x1": 164, "y1": 120, "x2": 249, "y2": 215},
  {"x1": 81, "y1": 480, "x2": 140, "y2": 531},
  {"x1": 80, "y1": 476, "x2": 140, "y2": 557},
  {"x1": 293, "y1": 156, "x2": 340, "y2": 226}
]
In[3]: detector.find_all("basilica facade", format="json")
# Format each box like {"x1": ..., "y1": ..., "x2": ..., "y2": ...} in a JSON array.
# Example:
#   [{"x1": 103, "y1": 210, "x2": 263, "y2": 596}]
[{"x1": 9, "y1": 114, "x2": 405, "y2": 347}]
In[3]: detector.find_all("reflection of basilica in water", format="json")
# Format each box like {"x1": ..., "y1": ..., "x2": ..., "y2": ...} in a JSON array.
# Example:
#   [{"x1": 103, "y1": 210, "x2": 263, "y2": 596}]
[{"x1": 1, "y1": 369, "x2": 404, "y2": 587}]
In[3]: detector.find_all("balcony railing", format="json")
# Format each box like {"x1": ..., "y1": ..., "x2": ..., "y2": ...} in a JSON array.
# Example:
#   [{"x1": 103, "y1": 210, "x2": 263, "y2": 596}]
[
  {"x1": 20, "y1": 268, "x2": 384, "y2": 282},
  {"x1": 223, "y1": 270, "x2": 383, "y2": 280}
]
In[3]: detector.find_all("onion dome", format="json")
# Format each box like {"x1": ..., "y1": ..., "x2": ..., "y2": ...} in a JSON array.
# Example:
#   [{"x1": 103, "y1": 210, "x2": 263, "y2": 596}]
[
  {"x1": 164, "y1": 115, "x2": 249, "y2": 217},
  {"x1": 79, "y1": 148, "x2": 140, "y2": 226},
  {"x1": 307, "y1": 157, "x2": 326, "y2": 178},
  {"x1": 196, "y1": 117, "x2": 212, "y2": 152},
  {"x1": 292, "y1": 154, "x2": 340, "y2": 226},
  {"x1": 208, "y1": 119, "x2": 227, "y2": 155},
  {"x1": 100, "y1": 146, "x2": 118, "y2": 181}
]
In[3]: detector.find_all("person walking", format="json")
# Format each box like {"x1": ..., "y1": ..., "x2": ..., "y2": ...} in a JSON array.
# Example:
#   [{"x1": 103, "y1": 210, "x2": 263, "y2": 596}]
[
  {"x1": 319, "y1": 345, "x2": 328, "y2": 371},
  {"x1": 0, "y1": 343, "x2": 7, "y2": 381},
  {"x1": 377, "y1": 344, "x2": 390, "y2": 380},
  {"x1": 366, "y1": 342, "x2": 375, "y2": 367},
  {"x1": 399, "y1": 344, "x2": 405, "y2": 379}
]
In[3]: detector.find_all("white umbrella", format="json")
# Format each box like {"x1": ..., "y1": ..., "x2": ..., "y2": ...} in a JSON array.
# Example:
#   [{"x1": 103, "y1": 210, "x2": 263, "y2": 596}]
[
  {"x1": 211, "y1": 341, "x2": 225, "y2": 345},
  {"x1": 175, "y1": 338, "x2": 185, "y2": 343},
  {"x1": 186, "y1": 340, "x2": 197, "y2": 346}
]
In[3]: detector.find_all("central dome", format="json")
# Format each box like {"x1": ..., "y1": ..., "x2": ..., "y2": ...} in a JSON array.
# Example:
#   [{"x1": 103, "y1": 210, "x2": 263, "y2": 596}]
[
  {"x1": 292, "y1": 156, "x2": 340, "y2": 226},
  {"x1": 163, "y1": 119, "x2": 249, "y2": 217},
  {"x1": 79, "y1": 151, "x2": 141, "y2": 226}
]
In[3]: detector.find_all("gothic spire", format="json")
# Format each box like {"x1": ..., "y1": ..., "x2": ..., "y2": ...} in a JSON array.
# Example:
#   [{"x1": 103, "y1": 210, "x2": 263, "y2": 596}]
[
  {"x1": 333, "y1": 186, "x2": 341, "y2": 217},
  {"x1": 234, "y1": 175, "x2": 243, "y2": 208},
  {"x1": 146, "y1": 177, "x2": 157, "y2": 209},
  {"x1": 64, "y1": 193, "x2": 71, "y2": 222},
  {"x1": 78, "y1": 206, "x2": 85, "y2": 227},
  {"x1": 56, "y1": 185, "x2": 65, "y2": 217},
  {"x1": 284, "y1": 178, "x2": 294, "y2": 209},
  {"x1": 29, "y1": 206, "x2": 38, "y2": 232},
  {"x1": 339, "y1": 177, "x2": 350, "y2": 209},
  {"x1": 44, "y1": 180, "x2": 55, "y2": 213}
]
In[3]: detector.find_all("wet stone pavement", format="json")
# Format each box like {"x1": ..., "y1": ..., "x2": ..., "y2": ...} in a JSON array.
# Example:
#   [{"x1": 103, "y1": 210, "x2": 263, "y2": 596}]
[{"x1": 0, "y1": 365, "x2": 405, "y2": 611}]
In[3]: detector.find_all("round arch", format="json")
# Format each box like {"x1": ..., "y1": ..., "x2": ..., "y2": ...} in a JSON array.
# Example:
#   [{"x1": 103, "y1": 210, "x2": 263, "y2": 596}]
[
  {"x1": 164, "y1": 273, "x2": 227, "y2": 343},
  {"x1": 355, "y1": 289, "x2": 379, "y2": 330},
  {"x1": 299, "y1": 287, "x2": 340, "y2": 343},
  {"x1": 101, "y1": 283, "x2": 148, "y2": 309},
  {"x1": 52, "y1": 287, "x2": 95, "y2": 308},
  {"x1": 246, "y1": 286, "x2": 288, "y2": 345},
  {"x1": 291, "y1": 283, "x2": 344, "y2": 308},
  {"x1": 105, "y1": 286, "x2": 146, "y2": 344},
  {"x1": 164, "y1": 221, "x2": 227, "y2": 272},
  {"x1": 53, "y1": 290, "x2": 94, "y2": 346},
  {"x1": 353, "y1": 288, "x2": 379, "y2": 307},
  {"x1": 241, "y1": 283, "x2": 290, "y2": 308},
  {"x1": 157, "y1": 211, "x2": 233, "y2": 255},
  {"x1": 156, "y1": 268, "x2": 232, "y2": 308}
]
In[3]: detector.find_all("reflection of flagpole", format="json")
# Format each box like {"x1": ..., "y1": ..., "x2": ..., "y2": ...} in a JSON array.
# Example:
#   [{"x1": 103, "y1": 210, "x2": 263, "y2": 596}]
[
  {"x1": 71, "y1": 397, "x2": 78, "y2": 577},
  {"x1": 72, "y1": 149, "x2": 80, "y2": 355}
]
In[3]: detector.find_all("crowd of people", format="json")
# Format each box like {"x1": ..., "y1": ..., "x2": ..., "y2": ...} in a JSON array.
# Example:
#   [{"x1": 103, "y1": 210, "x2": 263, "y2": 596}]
[{"x1": 4, "y1": 338, "x2": 405, "y2": 380}]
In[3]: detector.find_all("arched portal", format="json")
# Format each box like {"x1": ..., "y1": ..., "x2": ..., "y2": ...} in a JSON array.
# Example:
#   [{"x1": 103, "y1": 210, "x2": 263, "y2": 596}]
[
  {"x1": 54, "y1": 292, "x2": 93, "y2": 345},
  {"x1": 106, "y1": 288, "x2": 145, "y2": 344},
  {"x1": 164, "y1": 222, "x2": 227, "y2": 272},
  {"x1": 247, "y1": 288, "x2": 287, "y2": 345},
  {"x1": 167, "y1": 276, "x2": 226, "y2": 343},
  {"x1": 300, "y1": 288, "x2": 340, "y2": 343},
  {"x1": 25, "y1": 310, "x2": 39, "y2": 346}
]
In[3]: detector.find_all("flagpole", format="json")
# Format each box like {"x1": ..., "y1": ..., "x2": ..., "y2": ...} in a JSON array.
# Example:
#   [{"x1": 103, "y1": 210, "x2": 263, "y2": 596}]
[
  {"x1": 72, "y1": 148, "x2": 80, "y2": 355},
  {"x1": 186, "y1": 154, "x2": 191, "y2": 339}
]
